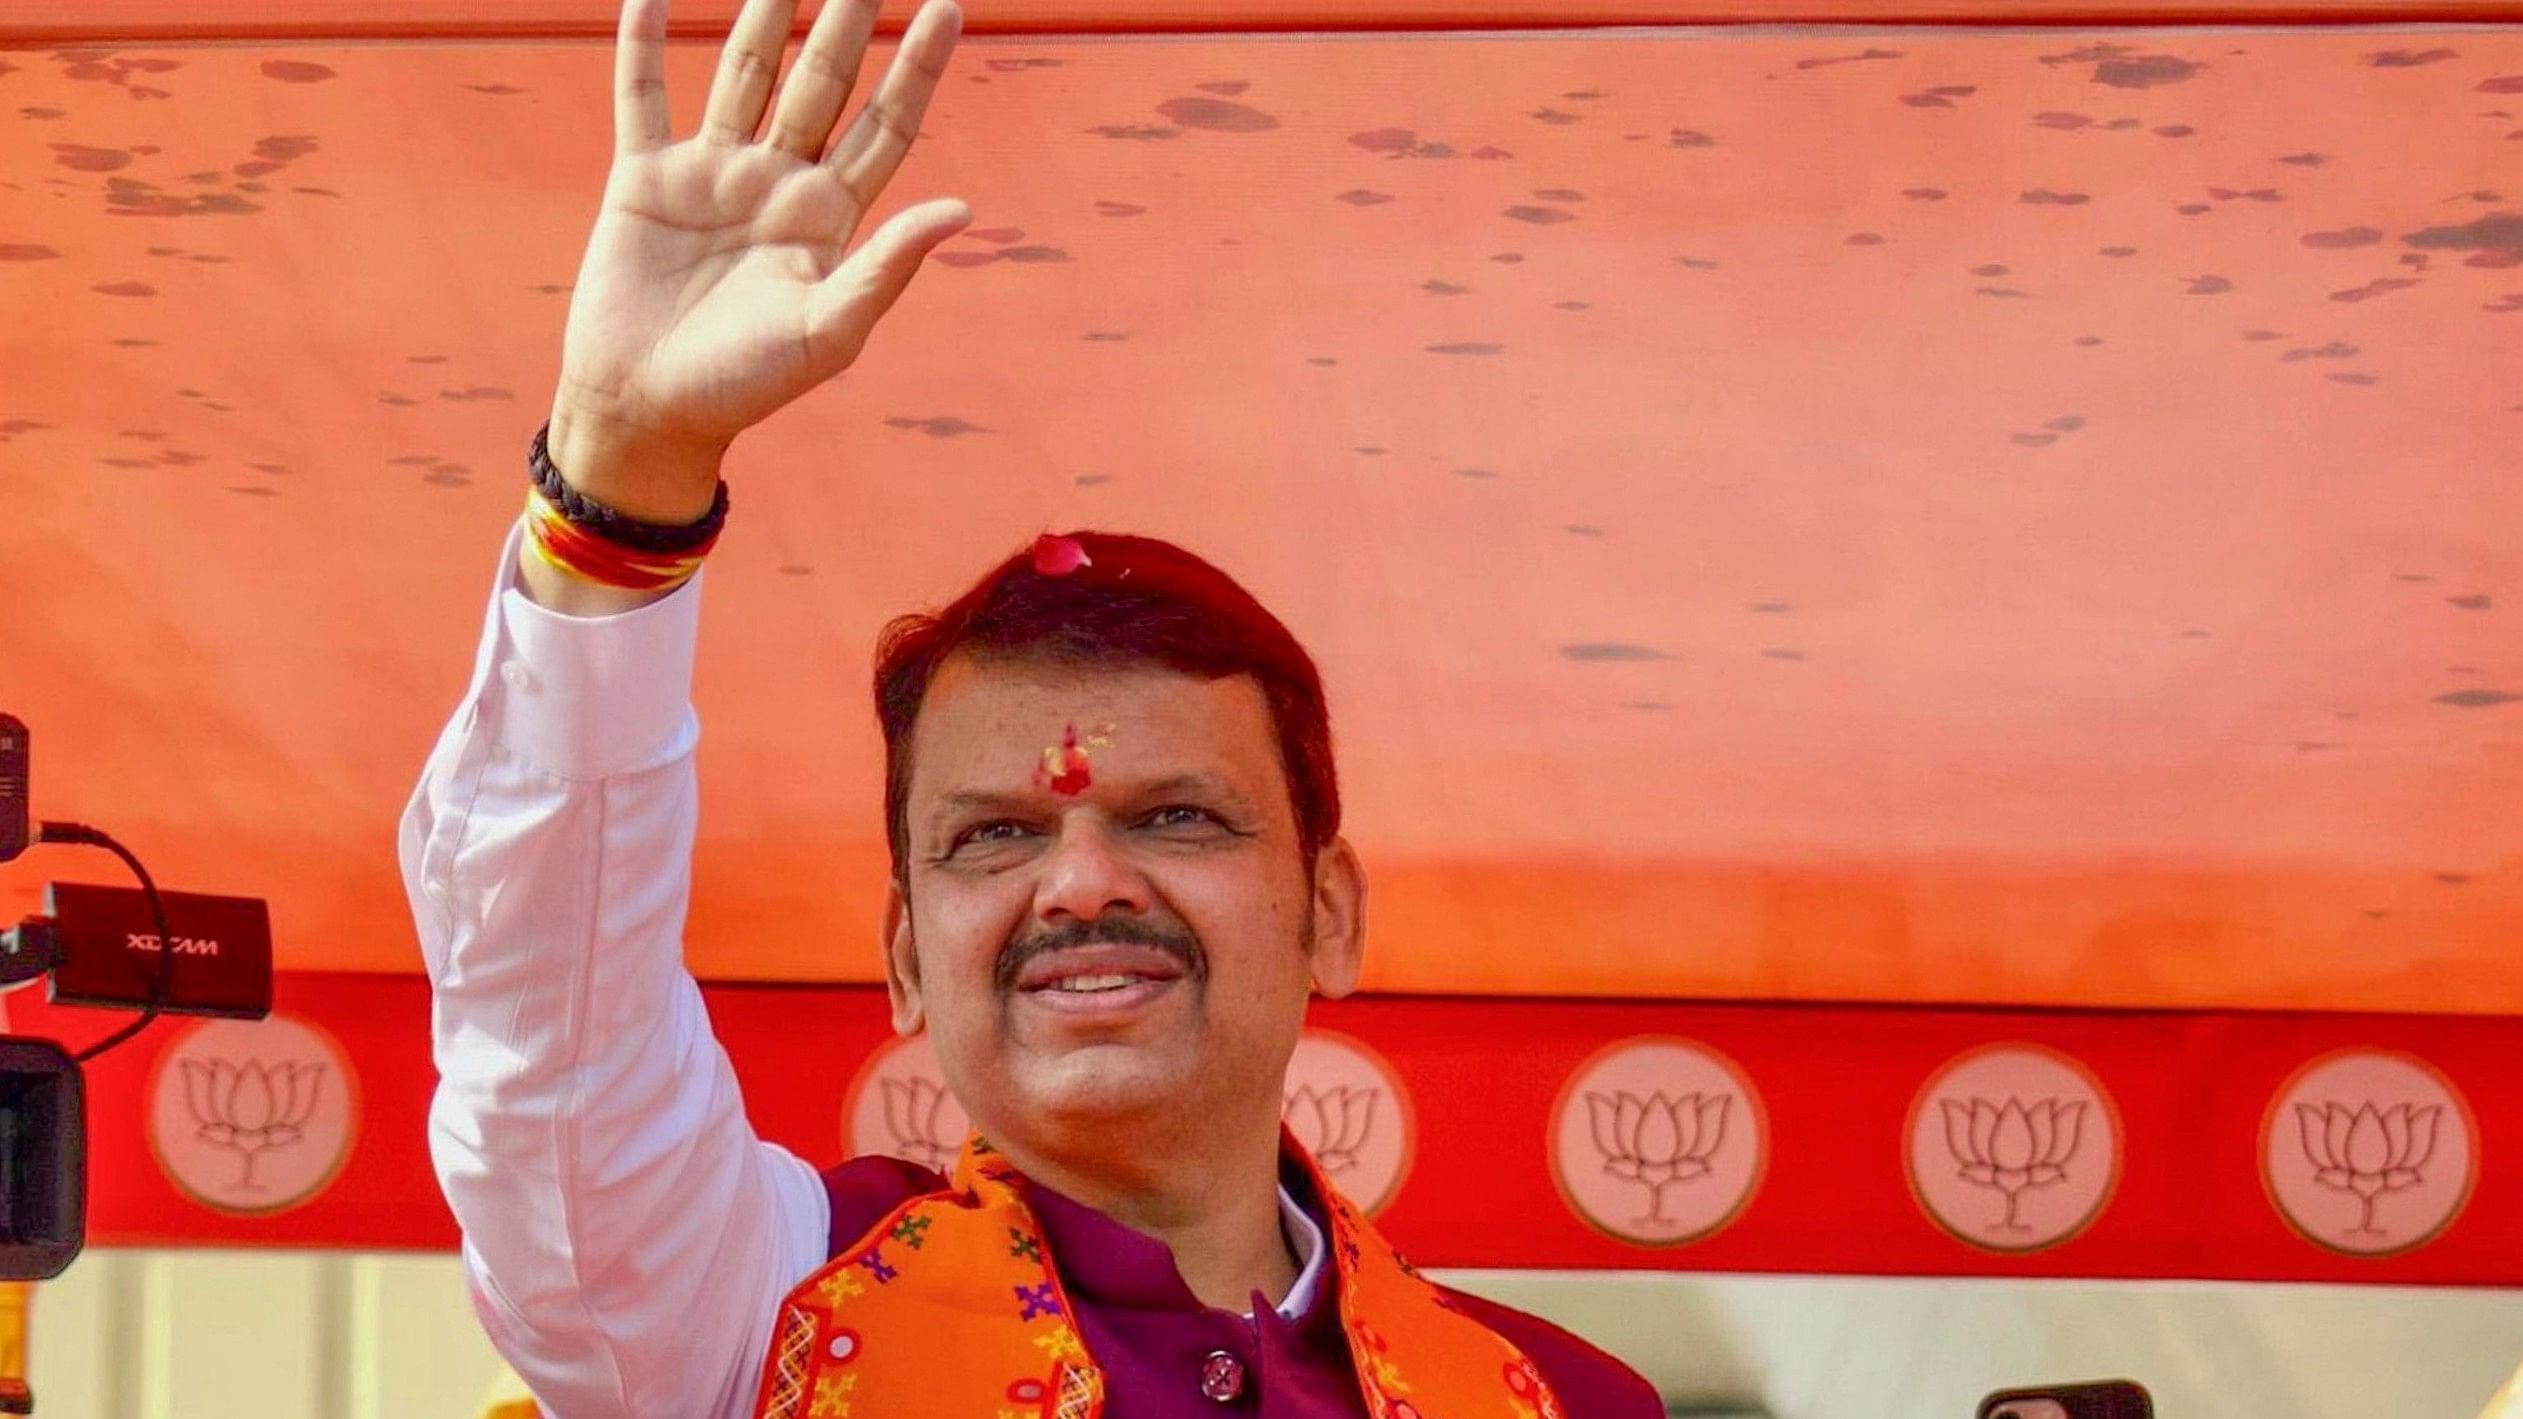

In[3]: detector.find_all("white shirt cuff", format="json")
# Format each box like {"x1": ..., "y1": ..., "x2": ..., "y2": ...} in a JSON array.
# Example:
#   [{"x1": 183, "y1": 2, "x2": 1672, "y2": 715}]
[{"x1": 485, "y1": 515, "x2": 705, "y2": 781}]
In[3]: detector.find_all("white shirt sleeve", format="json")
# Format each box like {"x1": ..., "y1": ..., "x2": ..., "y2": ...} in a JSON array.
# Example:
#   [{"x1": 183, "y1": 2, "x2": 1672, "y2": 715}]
[{"x1": 397, "y1": 519, "x2": 830, "y2": 1419}]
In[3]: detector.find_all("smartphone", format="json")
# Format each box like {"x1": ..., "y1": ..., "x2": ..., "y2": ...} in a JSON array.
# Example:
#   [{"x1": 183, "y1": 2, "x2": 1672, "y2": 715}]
[{"x1": 1978, "y1": 1380, "x2": 2153, "y2": 1419}]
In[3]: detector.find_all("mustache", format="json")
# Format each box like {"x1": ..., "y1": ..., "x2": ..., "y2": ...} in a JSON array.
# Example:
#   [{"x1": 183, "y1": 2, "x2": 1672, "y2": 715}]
[{"x1": 994, "y1": 916, "x2": 1206, "y2": 992}]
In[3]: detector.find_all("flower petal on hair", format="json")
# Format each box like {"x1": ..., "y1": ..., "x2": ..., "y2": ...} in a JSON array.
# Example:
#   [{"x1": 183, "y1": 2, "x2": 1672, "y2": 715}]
[{"x1": 1031, "y1": 534, "x2": 1091, "y2": 576}]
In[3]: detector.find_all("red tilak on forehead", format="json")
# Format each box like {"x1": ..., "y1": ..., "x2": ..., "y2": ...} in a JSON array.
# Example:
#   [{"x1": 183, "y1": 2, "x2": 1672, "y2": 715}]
[{"x1": 1031, "y1": 723, "x2": 1115, "y2": 797}]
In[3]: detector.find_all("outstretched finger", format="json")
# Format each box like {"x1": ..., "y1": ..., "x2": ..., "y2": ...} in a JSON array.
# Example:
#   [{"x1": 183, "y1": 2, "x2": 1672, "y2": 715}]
[
  {"x1": 803, "y1": 197, "x2": 971, "y2": 375},
  {"x1": 614, "y1": 0, "x2": 674, "y2": 155},
  {"x1": 826, "y1": 0, "x2": 959, "y2": 207},
  {"x1": 700, "y1": 0, "x2": 804, "y2": 146},
  {"x1": 764, "y1": 0, "x2": 882, "y2": 165}
]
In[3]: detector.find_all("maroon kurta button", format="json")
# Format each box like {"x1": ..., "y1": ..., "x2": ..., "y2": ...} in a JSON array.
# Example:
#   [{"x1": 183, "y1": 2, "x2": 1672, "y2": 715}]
[{"x1": 1199, "y1": 1349, "x2": 1247, "y2": 1402}]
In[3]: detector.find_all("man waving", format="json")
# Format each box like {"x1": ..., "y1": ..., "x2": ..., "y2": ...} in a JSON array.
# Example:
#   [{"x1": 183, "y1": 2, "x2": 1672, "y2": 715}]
[{"x1": 400, "y1": 1, "x2": 1663, "y2": 1413}]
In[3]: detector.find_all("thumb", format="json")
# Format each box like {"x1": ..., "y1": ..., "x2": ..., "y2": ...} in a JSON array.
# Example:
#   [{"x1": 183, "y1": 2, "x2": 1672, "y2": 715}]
[{"x1": 806, "y1": 198, "x2": 973, "y2": 372}]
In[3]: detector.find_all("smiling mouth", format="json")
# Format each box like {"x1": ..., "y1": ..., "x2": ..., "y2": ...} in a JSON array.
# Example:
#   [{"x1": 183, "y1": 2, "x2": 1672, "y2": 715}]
[
  {"x1": 1040, "y1": 973, "x2": 1160, "y2": 995},
  {"x1": 1019, "y1": 971, "x2": 1182, "y2": 1019},
  {"x1": 1011, "y1": 941, "x2": 1192, "y2": 1019}
]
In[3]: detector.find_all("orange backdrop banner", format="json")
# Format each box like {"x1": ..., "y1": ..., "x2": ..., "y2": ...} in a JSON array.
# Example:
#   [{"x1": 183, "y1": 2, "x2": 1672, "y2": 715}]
[{"x1": 3, "y1": 23, "x2": 2519, "y2": 1009}]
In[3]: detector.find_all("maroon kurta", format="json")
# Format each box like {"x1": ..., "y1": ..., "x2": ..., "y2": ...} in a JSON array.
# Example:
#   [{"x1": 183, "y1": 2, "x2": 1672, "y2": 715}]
[{"x1": 822, "y1": 1155, "x2": 1663, "y2": 1416}]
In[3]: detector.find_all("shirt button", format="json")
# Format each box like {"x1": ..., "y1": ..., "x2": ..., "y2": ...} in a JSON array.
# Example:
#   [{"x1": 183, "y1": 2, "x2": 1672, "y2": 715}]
[
  {"x1": 1199, "y1": 1350, "x2": 1246, "y2": 1403},
  {"x1": 499, "y1": 661, "x2": 536, "y2": 694}
]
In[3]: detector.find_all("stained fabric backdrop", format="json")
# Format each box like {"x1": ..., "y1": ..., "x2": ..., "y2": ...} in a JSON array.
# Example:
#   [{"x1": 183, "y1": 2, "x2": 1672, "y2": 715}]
[
  {"x1": 14, "y1": 2, "x2": 2520, "y2": 42},
  {"x1": 3, "y1": 12, "x2": 2520, "y2": 1021}
]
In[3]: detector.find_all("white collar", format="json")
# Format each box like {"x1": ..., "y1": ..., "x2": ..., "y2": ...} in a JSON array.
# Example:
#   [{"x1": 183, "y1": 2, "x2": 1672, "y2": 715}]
[{"x1": 1254, "y1": 1182, "x2": 1328, "y2": 1321}]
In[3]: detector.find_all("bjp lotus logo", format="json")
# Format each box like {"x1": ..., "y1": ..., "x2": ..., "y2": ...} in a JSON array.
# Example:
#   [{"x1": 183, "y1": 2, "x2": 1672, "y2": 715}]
[
  {"x1": 2295, "y1": 1101, "x2": 2441, "y2": 1237},
  {"x1": 1584, "y1": 1090, "x2": 1732, "y2": 1226},
  {"x1": 1939, "y1": 1096, "x2": 2086, "y2": 1233},
  {"x1": 178, "y1": 1058, "x2": 327, "y2": 1190},
  {"x1": 879, "y1": 1075, "x2": 961, "y2": 1172},
  {"x1": 1281, "y1": 1031, "x2": 1415, "y2": 1215},
  {"x1": 845, "y1": 1036, "x2": 975, "y2": 1175},
  {"x1": 1552, "y1": 1039, "x2": 1765, "y2": 1246},
  {"x1": 2262, "y1": 1050, "x2": 2475, "y2": 1257},
  {"x1": 1907, "y1": 1046, "x2": 2118, "y2": 1253},
  {"x1": 148, "y1": 1015, "x2": 358, "y2": 1217},
  {"x1": 1284, "y1": 1084, "x2": 1382, "y2": 1175}
]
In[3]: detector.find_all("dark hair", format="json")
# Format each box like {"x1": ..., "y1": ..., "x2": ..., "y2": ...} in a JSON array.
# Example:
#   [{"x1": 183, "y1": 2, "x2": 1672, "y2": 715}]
[{"x1": 875, "y1": 531, "x2": 1338, "y2": 883}]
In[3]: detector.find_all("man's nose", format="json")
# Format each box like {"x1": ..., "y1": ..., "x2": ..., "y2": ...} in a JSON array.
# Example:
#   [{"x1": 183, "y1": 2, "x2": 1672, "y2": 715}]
[{"x1": 1031, "y1": 815, "x2": 1153, "y2": 925}]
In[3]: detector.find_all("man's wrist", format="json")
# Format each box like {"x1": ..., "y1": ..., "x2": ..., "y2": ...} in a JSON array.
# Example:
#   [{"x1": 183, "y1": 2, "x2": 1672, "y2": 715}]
[{"x1": 545, "y1": 404, "x2": 729, "y2": 526}]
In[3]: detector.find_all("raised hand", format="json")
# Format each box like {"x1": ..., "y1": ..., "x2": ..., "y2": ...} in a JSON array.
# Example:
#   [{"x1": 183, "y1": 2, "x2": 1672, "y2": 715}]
[{"x1": 546, "y1": 0, "x2": 972, "y2": 524}]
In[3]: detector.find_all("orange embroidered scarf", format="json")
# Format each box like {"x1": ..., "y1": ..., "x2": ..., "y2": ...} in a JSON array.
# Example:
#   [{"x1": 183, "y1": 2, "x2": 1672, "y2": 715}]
[{"x1": 751, "y1": 1132, "x2": 1565, "y2": 1419}]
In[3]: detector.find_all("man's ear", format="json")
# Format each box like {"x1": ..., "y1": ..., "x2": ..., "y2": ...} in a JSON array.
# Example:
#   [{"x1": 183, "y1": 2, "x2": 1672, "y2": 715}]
[
  {"x1": 881, "y1": 878, "x2": 925, "y2": 1035},
  {"x1": 1305, "y1": 836, "x2": 1367, "y2": 999}
]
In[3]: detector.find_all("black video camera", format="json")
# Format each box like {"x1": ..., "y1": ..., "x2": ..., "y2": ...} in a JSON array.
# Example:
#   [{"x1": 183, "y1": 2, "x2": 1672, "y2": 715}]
[{"x1": 0, "y1": 713, "x2": 273, "y2": 1284}]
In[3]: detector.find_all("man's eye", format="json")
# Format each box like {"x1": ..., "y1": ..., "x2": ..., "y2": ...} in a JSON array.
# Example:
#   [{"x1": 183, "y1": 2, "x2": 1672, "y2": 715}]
[
  {"x1": 954, "y1": 821, "x2": 1032, "y2": 850},
  {"x1": 1144, "y1": 805, "x2": 1219, "y2": 830}
]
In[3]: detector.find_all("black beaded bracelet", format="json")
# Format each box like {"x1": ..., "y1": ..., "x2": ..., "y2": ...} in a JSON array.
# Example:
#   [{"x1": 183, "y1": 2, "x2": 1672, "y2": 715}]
[{"x1": 529, "y1": 419, "x2": 730, "y2": 556}]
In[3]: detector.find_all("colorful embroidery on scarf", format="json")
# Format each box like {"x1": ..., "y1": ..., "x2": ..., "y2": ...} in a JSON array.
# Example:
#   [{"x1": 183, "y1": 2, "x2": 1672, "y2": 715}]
[{"x1": 750, "y1": 1129, "x2": 1562, "y2": 1419}]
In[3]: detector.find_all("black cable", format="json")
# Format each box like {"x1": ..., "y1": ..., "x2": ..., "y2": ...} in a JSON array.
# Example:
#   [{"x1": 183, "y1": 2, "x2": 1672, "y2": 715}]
[{"x1": 34, "y1": 822, "x2": 175, "y2": 1064}]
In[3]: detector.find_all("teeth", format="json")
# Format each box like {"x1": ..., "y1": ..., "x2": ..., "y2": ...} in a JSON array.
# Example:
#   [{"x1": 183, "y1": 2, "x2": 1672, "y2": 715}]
[{"x1": 1050, "y1": 974, "x2": 1145, "y2": 993}]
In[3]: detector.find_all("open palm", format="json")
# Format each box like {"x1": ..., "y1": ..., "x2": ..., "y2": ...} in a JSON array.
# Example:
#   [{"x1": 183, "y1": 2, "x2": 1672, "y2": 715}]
[{"x1": 551, "y1": 0, "x2": 970, "y2": 480}]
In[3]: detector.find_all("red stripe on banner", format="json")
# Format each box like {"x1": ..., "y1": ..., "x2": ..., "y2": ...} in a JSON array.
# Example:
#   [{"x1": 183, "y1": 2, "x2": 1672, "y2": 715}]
[{"x1": 43, "y1": 974, "x2": 2521, "y2": 1284}]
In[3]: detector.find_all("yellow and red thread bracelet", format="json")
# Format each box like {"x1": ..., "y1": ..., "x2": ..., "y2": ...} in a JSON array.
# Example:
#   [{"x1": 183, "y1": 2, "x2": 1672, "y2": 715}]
[{"x1": 522, "y1": 419, "x2": 728, "y2": 592}]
